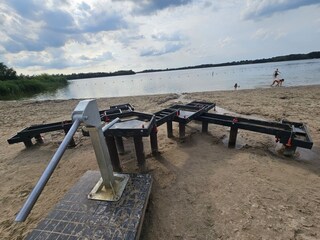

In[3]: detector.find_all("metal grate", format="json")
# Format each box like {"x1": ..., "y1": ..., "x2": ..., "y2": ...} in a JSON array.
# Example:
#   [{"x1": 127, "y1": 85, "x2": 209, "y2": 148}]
[{"x1": 26, "y1": 171, "x2": 152, "y2": 240}]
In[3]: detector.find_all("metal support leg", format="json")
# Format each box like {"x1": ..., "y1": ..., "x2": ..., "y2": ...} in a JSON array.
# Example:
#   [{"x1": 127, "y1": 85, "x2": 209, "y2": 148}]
[
  {"x1": 202, "y1": 121, "x2": 208, "y2": 133},
  {"x1": 150, "y1": 126, "x2": 159, "y2": 156},
  {"x1": 115, "y1": 136, "x2": 125, "y2": 155},
  {"x1": 167, "y1": 121, "x2": 173, "y2": 138},
  {"x1": 283, "y1": 146, "x2": 297, "y2": 157},
  {"x1": 63, "y1": 126, "x2": 76, "y2": 147},
  {"x1": 105, "y1": 135, "x2": 122, "y2": 172},
  {"x1": 134, "y1": 136, "x2": 146, "y2": 171},
  {"x1": 35, "y1": 134, "x2": 44, "y2": 144},
  {"x1": 23, "y1": 139, "x2": 33, "y2": 148},
  {"x1": 228, "y1": 126, "x2": 238, "y2": 148},
  {"x1": 179, "y1": 123, "x2": 186, "y2": 139}
]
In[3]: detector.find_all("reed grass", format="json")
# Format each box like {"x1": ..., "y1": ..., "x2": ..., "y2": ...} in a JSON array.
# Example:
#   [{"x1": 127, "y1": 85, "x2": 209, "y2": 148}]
[{"x1": 0, "y1": 74, "x2": 68, "y2": 100}]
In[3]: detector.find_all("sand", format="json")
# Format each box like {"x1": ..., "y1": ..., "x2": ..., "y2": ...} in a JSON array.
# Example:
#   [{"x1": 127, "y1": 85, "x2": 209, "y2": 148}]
[{"x1": 1, "y1": 85, "x2": 320, "y2": 240}]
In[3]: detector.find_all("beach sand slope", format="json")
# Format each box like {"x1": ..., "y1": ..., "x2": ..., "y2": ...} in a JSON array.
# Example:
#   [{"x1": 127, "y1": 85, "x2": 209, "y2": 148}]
[{"x1": 0, "y1": 85, "x2": 319, "y2": 240}]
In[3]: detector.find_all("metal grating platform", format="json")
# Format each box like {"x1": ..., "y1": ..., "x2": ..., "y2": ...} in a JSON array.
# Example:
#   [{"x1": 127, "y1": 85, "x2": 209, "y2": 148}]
[{"x1": 26, "y1": 171, "x2": 152, "y2": 240}]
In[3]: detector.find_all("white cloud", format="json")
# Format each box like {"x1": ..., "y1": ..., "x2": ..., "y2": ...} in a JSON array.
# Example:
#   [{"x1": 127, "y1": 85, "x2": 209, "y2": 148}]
[
  {"x1": 252, "y1": 28, "x2": 287, "y2": 42},
  {"x1": 0, "y1": 0, "x2": 319, "y2": 75},
  {"x1": 218, "y1": 37, "x2": 233, "y2": 48},
  {"x1": 242, "y1": 0, "x2": 320, "y2": 20}
]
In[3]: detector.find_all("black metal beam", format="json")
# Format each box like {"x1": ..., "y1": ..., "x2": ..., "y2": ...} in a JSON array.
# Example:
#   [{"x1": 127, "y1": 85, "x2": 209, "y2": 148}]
[
  {"x1": 170, "y1": 102, "x2": 214, "y2": 124},
  {"x1": 196, "y1": 112, "x2": 313, "y2": 149},
  {"x1": 154, "y1": 108, "x2": 178, "y2": 127},
  {"x1": 7, "y1": 120, "x2": 74, "y2": 147}
]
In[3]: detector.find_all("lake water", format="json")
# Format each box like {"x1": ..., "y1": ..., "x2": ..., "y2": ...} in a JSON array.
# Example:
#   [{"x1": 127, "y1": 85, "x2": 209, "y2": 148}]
[{"x1": 33, "y1": 59, "x2": 320, "y2": 100}]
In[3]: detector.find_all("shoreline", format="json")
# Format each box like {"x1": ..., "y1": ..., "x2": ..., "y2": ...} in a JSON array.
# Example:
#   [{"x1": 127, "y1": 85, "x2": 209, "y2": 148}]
[
  {"x1": 1, "y1": 85, "x2": 320, "y2": 239},
  {"x1": 2, "y1": 83, "x2": 320, "y2": 103}
]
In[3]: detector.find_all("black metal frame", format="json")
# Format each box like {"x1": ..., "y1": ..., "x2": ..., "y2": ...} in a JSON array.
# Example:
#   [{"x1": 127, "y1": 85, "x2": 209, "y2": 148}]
[
  {"x1": 186, "y1": 100, "x2": 216, "y2": 111},
  {"x1": 102, "y1": 111, "x2": 157, "y2": 172},
  {"x1": 154, "y1": 108, "x2": 178, "y2": 126},
  {"x1": 168, "y1": 101, "x2": 215, "y2": 138},
  {"x1": 99, "y1": 103, "x2": 134, "y2": 121},
  {"x1": 7, "y1": 100, "x2": 313, "y2": 154},
  {"x1": 170, "y1": 101, "x2": 215, "y2": 124},
  {"x1": 7, "y1": 104, "x2": 135, "y2": 148},
  {"x1": 110, "y1": 103, "x2": 134, "y2": 111},
  {"x1": 196, "y1": 112, "x2": 313, "y2": 149},
  {"x1": 7, "y1": 120, "x2": 74, "y2": 147},
  {"x1": 103, "y1": 111, "x2": 156, "y2": 137}
]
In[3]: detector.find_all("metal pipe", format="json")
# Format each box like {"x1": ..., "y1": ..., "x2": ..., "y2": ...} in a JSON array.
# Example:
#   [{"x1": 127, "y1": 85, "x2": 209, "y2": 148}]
[
  {"x1": 102, "y1": 118, "x2": 120, "y2": 133},
  {"x1": 15, "y1": 119, "x2": 81, "y2": 222}
]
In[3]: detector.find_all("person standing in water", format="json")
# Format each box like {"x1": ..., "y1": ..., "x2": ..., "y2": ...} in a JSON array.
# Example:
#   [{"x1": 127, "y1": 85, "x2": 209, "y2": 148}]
[
  {"x1": 234, "y1": 83, "x2": 239, "y2": 90},
  {"x1": 273, "y1": 68, "x2": 280, "y2": 79}
]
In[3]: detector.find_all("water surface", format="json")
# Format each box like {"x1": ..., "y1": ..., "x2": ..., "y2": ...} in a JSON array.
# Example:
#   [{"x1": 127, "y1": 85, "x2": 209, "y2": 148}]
[{"x1": 33, "y1": 59, "x2": 320, "y2": 100}]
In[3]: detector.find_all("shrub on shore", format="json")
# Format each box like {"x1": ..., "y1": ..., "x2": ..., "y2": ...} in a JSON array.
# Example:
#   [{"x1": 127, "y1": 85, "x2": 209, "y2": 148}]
[{"x1": 0, "y1": 74, "x2": 68, "y2": 100}]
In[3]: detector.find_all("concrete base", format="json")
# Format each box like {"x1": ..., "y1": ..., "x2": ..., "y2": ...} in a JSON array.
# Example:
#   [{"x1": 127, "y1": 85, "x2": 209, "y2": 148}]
[{"x1": 26, "y1": 171, "x2": 152, "y2": 240}]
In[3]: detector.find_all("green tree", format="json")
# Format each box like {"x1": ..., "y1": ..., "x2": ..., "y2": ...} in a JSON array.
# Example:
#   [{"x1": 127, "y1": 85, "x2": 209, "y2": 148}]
[{"x1": 0, "y1": 62, "x2": 18, "y2": 81}]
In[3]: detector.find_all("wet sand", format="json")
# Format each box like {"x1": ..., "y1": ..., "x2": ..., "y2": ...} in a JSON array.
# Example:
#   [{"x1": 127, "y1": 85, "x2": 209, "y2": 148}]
[{"x1": 1, "y1": 85, "x2": 320, "y2": 239}]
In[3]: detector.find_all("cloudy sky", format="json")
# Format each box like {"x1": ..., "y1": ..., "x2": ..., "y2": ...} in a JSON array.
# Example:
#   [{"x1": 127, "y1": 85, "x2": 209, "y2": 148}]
[{"x1": 0, "y1": 0, "x2": 319, "y2": 75}]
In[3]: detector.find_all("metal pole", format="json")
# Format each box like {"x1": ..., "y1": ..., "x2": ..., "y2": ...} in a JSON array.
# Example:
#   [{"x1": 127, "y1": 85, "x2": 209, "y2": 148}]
[
  {"x1": 101, "y1": 118, "x2": 120, "y2": 133},
  {"x1": 89, "y1": 118, "x2": 120, "y2": 187},
  {"x1": 15, "y1": 119, "x2": 81, "y2": 222}
]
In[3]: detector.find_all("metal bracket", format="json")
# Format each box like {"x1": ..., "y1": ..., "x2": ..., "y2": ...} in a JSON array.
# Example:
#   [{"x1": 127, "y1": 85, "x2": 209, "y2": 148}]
[{"x1": 88, "y1": 173, "x2": 129, "y2": 201}]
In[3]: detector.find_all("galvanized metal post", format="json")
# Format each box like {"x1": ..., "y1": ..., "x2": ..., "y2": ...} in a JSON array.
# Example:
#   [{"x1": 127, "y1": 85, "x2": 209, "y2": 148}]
[
  {"x1": 72, "y1": 100, "x2": 128, "y2": 202},
  {"x1": 87, "y1": 126, "x2": 115, "y2": 186}
]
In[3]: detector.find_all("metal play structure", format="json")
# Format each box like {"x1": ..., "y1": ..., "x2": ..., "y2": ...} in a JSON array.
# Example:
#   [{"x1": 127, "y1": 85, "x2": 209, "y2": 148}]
[
  {"x1": 15, "y1": 100, "x2": 152, "y2": 239},
  {"x1": 10, "y1": 99, "x2": 313, "y2": 239}
]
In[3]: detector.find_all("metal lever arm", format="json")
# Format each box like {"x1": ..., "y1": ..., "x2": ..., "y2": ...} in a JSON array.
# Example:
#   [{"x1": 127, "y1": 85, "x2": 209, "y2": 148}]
[{"x1": 15, "y1": 119, "x2": 81, "y2": 222}]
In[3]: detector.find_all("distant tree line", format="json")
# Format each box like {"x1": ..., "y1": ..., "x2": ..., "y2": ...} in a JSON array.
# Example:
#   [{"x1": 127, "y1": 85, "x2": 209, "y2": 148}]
[
  {"x1": 139, "y1": 51, "x2": 320, "y2": 73},
  {"x1": 64, "y1": 70, "x2": 136, "y2": 80}
]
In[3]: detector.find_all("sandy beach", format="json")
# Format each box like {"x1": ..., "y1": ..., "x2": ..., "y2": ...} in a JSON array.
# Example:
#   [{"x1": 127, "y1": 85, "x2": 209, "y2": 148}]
[{"x1": 1, "y1": 85, "x2": 320, "y2": 240}]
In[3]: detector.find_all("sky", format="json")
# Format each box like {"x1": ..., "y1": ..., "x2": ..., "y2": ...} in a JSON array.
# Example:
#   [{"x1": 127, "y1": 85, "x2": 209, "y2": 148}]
[{"x1": 0, "y1": 0, "x2": 319, "y2": 75}]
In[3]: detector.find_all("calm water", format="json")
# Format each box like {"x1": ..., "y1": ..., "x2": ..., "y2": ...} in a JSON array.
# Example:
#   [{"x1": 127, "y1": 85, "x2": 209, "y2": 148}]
[{"x1": 33, "y1": 59, "x2": 320, "y2": 100}]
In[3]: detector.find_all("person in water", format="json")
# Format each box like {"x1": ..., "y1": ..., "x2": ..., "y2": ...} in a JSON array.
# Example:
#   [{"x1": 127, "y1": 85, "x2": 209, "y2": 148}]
[
  {"x1": 271, "y1": 78, "x2": 284, "y2": 87},
  {"x1": 234, "y1": 83, "x2": 239, "y2": 90},
  {"x1": 273, "y1": 68, "x2": 280, "y2": 79}
]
